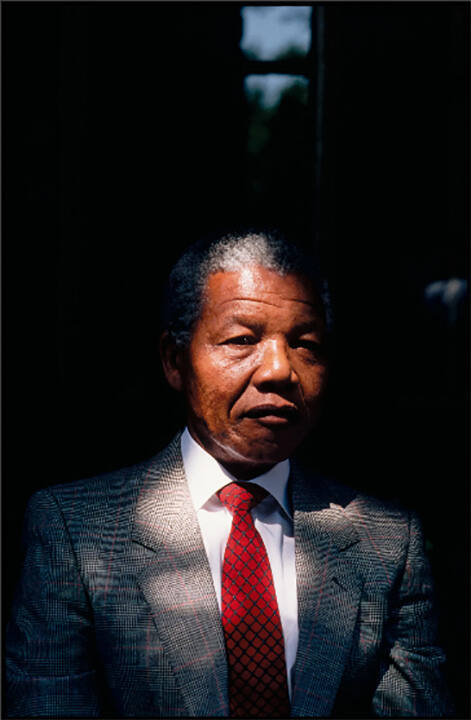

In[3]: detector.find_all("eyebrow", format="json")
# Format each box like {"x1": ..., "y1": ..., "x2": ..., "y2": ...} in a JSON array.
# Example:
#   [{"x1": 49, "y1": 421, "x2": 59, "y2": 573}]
[
  {"x1": 219, "y1": 315, "x2": 324, "y2": 333},
  {"x1": 290, "y1": 320, "x2": 324, "y2": 334}
]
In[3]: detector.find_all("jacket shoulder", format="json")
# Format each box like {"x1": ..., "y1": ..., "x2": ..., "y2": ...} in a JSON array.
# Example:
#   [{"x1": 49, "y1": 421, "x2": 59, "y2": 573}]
[
  {"x1": 293, "y1": 460, "x2": 411, "y2": 518},
  {"x1": 24, "y1": 434, "x2": 183, "y2": 537},
  {"x1": 292, "y1": 461, "x2": 416, "y2": 560},
  {"x1": 326, "y1": 474, "x2": 414, "y2": 534}
]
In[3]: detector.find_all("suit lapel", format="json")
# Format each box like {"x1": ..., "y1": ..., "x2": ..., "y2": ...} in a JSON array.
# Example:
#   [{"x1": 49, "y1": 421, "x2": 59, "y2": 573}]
[
  {"x1": 290, "y1": 464, "x2": 363, "y2": 717},
  {"x1": 131, "y1": 437, "x2": 229, "y2": 717},
  {"x1": 129, "y1": 440, "x2": 362, "y2": 717}
]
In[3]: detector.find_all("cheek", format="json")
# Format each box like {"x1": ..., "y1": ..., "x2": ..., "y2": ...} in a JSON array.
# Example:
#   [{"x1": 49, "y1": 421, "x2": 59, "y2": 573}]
[
  {"x1": 193, "y1": 352, "x2": 255, "y2": 392},
  {"x1": 301, "y1": 366, "x2": 328, "y2": 399},
  {"x1": 185, "y1": 355, "x2": 246, "y2": 409}
]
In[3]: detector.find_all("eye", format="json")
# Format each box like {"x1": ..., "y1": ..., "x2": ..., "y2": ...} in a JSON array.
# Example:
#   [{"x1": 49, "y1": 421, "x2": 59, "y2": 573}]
[
  {"x1": 293, "y1": 339, "x2": 326, "y2": 362},
  {"x1": 295, "y1": 339, "x2": 320, "y2": 351},
  {"x1": 225, "y1": 335, "x2": 256, "y2": 346}
]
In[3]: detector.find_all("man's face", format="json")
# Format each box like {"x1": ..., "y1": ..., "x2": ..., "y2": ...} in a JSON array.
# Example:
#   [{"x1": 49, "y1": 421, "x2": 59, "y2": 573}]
[{"x1": 167, "y1": 265, "x2": 328, "y2": 479}]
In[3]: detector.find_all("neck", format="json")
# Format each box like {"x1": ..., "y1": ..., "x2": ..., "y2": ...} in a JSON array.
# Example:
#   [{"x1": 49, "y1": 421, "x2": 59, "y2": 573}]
[
  {"x1": 219, "y1": 459, "x2": 276, "y2": 481},
  {"x1": 185, "y1": 425, "x2": 278, "y2": 480}
]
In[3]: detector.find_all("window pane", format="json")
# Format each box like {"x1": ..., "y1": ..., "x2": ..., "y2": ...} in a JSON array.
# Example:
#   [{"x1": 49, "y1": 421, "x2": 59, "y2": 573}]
[
  {"x1": 241, "y1": 6, "x2": 312, "y2": 61},
  {"x1": 244, "y1": 74, "x2": 309, "y2": 110},
  {"x1": 243, "y1": 73, "x2": 313, "y2": 233}
]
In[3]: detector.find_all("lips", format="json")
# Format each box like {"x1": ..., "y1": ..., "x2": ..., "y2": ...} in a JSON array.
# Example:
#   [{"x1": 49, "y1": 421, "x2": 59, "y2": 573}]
[{"x1": 245, "y1": 403, "x2": 300, "y2": 425}]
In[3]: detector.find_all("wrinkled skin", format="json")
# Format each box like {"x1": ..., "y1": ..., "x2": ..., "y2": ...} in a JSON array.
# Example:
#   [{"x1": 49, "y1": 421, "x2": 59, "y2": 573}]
[{"x1": 161, "y1": 265, "x2": 328, "y2": 479}]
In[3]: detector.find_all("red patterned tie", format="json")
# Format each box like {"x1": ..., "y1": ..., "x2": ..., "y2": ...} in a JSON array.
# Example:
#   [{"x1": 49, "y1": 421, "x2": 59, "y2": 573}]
[{"x1": 218, "y1": 482, "x2": 291, "y2": 718}]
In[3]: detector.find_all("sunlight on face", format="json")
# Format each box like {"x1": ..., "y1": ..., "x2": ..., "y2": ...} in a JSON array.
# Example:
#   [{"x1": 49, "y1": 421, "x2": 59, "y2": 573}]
[{"x1": 180, "y1": 265, "x2": 328, "y2": 479}]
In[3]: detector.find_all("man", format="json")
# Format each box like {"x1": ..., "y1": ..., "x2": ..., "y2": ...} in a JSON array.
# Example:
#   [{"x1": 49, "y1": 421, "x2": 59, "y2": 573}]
[{"x1": 6, "y1": 230, "x2": 452, "y2": 717}]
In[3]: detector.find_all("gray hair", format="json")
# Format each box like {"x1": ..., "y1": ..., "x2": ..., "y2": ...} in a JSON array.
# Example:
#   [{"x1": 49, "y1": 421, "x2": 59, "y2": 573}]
[{"x1": 161, "y1": 228, "x2": 332, "y2": 347}]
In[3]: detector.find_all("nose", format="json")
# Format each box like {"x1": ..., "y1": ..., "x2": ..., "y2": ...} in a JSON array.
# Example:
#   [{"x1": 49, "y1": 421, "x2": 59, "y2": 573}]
[{"x1": 253, "y1": 338, "x2": 296, "y2": 389}]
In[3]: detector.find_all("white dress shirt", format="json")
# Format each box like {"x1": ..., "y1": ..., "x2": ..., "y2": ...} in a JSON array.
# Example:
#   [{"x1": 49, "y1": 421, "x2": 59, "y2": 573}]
[{"x1": 181, "y1": 427, "x2": 298, "y2": 698}]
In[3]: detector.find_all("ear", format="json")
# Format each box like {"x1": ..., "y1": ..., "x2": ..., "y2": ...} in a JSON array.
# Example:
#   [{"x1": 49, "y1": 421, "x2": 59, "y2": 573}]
[{"x1": 160, "y1": 331, "x2": 186, "y2": 392}]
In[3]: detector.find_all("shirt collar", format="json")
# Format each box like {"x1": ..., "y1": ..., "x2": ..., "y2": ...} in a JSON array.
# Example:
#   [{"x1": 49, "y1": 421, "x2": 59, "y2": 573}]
[{"x1": 181, "y1": 427, "x2": 292, "y2": 519}]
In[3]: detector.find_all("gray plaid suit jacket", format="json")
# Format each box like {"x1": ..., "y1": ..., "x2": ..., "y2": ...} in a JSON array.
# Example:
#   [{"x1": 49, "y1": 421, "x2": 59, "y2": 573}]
[{"x1": 6, "y1": 434, "x2": 452, "y2": 717}]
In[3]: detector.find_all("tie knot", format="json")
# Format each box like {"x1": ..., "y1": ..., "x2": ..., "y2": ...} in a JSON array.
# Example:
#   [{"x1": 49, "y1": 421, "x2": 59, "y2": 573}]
[{"x1": 218, "y1": 482, "x2": 268, "y2": 516}]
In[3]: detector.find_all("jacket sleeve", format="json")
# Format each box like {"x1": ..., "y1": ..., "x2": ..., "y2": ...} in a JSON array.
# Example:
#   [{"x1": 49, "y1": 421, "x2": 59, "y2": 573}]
[
  {"x1": 371, "y1": 511, "x2": 454, "y2": 717},
  {"x1": 6, "y1": 488, "x2": 104, "y2": 717}
]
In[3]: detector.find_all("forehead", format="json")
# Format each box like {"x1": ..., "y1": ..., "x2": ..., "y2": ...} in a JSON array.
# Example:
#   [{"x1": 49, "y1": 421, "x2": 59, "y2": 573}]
[{"x1": 200, "y1": 265, "x2": 322, "y2": 318}]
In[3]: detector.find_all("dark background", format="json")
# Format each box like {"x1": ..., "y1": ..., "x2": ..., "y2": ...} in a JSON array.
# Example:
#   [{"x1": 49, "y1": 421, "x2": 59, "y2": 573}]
[{"x1": 3, "y1": 2, "x2": 469, "y2": 716}]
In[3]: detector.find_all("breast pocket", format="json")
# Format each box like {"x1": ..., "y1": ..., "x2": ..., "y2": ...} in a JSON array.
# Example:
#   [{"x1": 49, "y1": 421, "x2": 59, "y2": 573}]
[
  {"x1": 347, "y1": 593, "x2": 389, "y2": 677},
  {"x1": 332, "y1": 592, "x2": 389, "y2": 712}
]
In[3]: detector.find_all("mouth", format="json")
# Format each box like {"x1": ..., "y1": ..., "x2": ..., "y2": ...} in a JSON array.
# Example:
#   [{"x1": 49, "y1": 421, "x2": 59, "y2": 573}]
[{"x1": 244, "y1": 404, "x2": 301, "y2": 426}]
